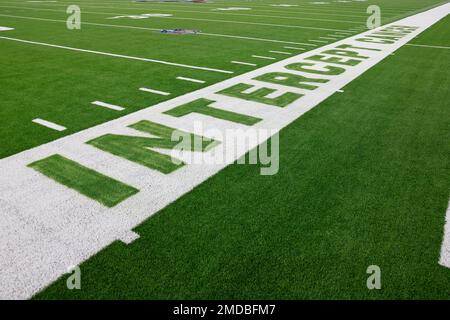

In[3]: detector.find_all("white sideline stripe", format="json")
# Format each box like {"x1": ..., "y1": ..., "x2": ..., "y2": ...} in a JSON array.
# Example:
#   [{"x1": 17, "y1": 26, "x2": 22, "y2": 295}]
[
  {"x1": 0, "y1": 26, "x2": 14, "y2": 31},
  {"x1": 231, "y1": 61, "x2": 257, "y2": 66},
  {"x1": 0, "y1": 36, "x2": 233, "y2": 74},
  {"x1": 252, "y1": 55, "x2": 276, "y2": 60},
  {"x1": 406, "y1": 43, "x2": 450, "y2": 50},
  {"x1": 310, "y1": 39, "x2": 328, "y2": 44},
  {"x1": 176, "y1": 76, "x2": 205, "y2": 84},
  {"x1": 91, "y1": 101, "x2": 125, "y2": 111},
  {"x1": 1, "y1": 3, "x2": 449, "y2": 299},
  {"x1": 284, "y1": 46, "x2": 305, "y2": 50},
  {"x1": 269, "y1": 50, "x2": 292, "y2": 55},
  {"x1": 139, "y1": 88, "x2": 171, "y2": 96},
  {"x1": 0, "y1": 13, "x2": 320, "y2": 47},
  {"x1": 440, "y1": 199, "x2": 450, "y2": 268},
  {"x1": 32, "y1": 118, "x2": 66, "y2": 131}
]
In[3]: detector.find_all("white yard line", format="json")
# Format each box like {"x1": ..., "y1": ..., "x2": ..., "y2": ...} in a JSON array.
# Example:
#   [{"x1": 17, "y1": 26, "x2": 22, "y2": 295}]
[
  {"x1": 139, "y1": 87, "x2": 171, "y2": 96},
  {"x1": 176, "y1": 76, "x2": 205, "y2": 84},
  {"x1": 0, "y1": 26, "x2": 14, "y2": 31},
  {"x1": 310, "y1": 39, "x2": 328, "y2": 44},
  {"x1": 231, "y1": 61, "x2": 257, "y2": 66},
  {"x1": 31, "y1": 118, "x2": 66, "y2": 131},
  {"x1": 252, "y1": 55, "x2": 276, "y2": 60},
  {"x1": 406, "y1": 43, "x2": 450, "y2": 50},
  {"x1": 91, "y1": 101, "x2": 125, "y2": 111},
  {"x1": 0, "y1": 1, "x2": 378, "y2": 17},
  {"x1": 1, "y1": 3, "x2": 449, "y2": 299},
  {"x1": 320, "y1": 36, "x2": 338, "y2": 40},
  {"x1": 0, "y1": 3, "x2": 366, "y2": 24},
  {"x1": 0, "y1": 4, "x2": 351, "y2": 31},
  {"x1": 0, "y1": 14, "x2": 318, "y2": 46},
  {"x1": 269, "y1": 50, "x2": 292, "y2": 55},
  {"x1": 0, "y1": 36, "x2": 233, "y2": 74}
]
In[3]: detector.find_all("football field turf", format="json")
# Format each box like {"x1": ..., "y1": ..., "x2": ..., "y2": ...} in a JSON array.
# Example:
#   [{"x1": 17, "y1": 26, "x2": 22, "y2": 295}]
[{"x1": 0, "y1": 0, "x2": 449, "y2": 299}]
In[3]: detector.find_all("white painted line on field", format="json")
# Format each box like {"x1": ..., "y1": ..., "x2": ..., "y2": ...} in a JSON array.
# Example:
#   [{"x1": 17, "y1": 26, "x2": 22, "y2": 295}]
[
  {"x1": 269, "y1": 50, "x2": 292, "y2": 55},
  {"x1": 284, "y1": 46, "x2": 305, "y2": 50},
  {"x1": 0, "y1": 26, "x2": 14, "y2": 31},
  {"x1": 32, "y1": 118, "x2": 66, "y2": 131},
  {"x1": 320, "y1": 37, "x2": 338, "y2": 40},
  {"x1": 252, "y1": 55, "x2": 276, "y2": 60},
  {"x1": 0, "y1": 36, "x2": 233, "y2": 74},
  {"x1": 406, "y1": 43, "x2": 450, "y2": 50},
  {"x1": 1, "y1": 2, "x2": 449, "y2": 299},
  {"x1": 151, "y1": 15, "x2": 347, "y2": 32},
  {"x1": 118, "y1": 231, "x2": 140, "y2": 245},
  {"x1": 139, "y1": 87, "x2": 171, "y2": 96},
  {"x1": 91, "y1": 101, "x2": 125, "y2": 111},
  {"x1": 176, "y1": 76, "x2": 205, "y2": 84},
  {"x1": 231, "y1": 61, "x2": 257, "y2": 66},
  {"x1": 0, "y1": 4, "x2": 346, "y2": 31},
  {"x1": 0, "y1": 13, "x2": 323, "y2": 47},
  {"x1": 310, "y1": 39, "x2": 328, "y2": 44},
  {"x1": 440, "y1": 198, "x2": 450, "y2": 268},
  {"x1": 337, "y1": 89, "x2": 344, "y2": 93}
]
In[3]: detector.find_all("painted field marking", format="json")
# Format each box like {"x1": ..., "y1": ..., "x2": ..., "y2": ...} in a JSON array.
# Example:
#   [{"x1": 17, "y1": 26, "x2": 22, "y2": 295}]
[
  {"x1": 0, "y1": 26, "x2": 14, "y2": 31},
  {"x1": 139, "y1": 87, "x2": 171, "y2": 96},
  {"x1": 337, "y1": 89, "x2": 344, "y2": 93},
  {"x1": 176, "y1": 76, "x2": 205, "y2": 84},
  {"x1": 440, "y1": 199, "x2": 450, "y2": 268},
  {"x1": 310, "y1": 39, "x2": 328, "y2": 43},
  {"x1": 320, "y1": 37, "x2": 338, "y2": 40},
  {"x1": 0, "y1": 13, "x2": 325, "y2": 46},
  {"x1": 0, "y1": 3, "x2": 347, "y2": 31},
  {"x1": 0, "y1": 2, "x2": 369, "y2": 24},
  {"x1": 119, "y1": 231, "x2": 140, "y2": 245},
  {"x1": 91, "y1": 101, "x2": 125, "y2": 111},
  {"x1": 1, "y1": 2, "x2": 449, "y2": 299},
  {"x1": 284, "y1": 46, "x2": 305, "y2": 50},
  {"x1": 0, "y1": 36, "x2": 233, "y2": 74},
  {"x1": 269, "y1": 50, "x2": 292, "y2": 55},
  {"x1": 252, "y1": 55, "x2": 276, "y2": 60},
  {"x1": 231, "y1": 61, "x2": 257, "y2": 66},
  {"x1": 32, "y1": 118, "x2": 66, "y2": 131},
  {"x1": 138, "y1": 14, "x2": 348, "y2": 32},
  {"x1": 406, "y1": 43, "x2": 450, "y2": 50}
]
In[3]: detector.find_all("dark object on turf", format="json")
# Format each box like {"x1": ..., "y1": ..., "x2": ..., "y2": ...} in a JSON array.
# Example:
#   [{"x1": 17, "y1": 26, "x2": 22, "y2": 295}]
[{"x1": 160, "y1": 29, "x2": 200, "y2": 35}]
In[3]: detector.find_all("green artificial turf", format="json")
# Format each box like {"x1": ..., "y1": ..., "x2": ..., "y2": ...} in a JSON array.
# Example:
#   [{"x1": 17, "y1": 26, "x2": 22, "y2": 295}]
[
  {"x1": 0, "y1": 0, "x2": 445, "y2": 159},
  {"x1": 33, "y1": 11, "x2": 450, "y2": 299}
]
